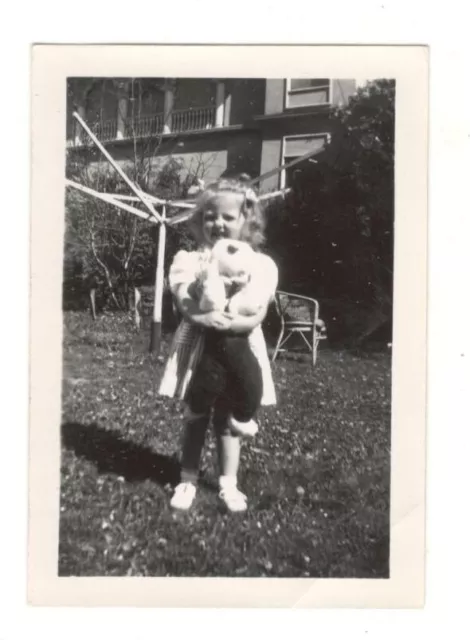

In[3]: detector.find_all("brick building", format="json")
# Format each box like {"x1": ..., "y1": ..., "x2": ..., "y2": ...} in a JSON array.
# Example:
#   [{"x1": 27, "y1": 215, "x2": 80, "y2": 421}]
[{"x1": 67, "y1": 78, "x2": 359, "y2": 192}]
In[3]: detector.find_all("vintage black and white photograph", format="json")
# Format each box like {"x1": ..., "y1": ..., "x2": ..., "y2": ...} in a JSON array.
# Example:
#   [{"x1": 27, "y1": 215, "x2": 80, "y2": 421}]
[{"x1": 59, "y1": 73, "x2": 395, "y2": 578}]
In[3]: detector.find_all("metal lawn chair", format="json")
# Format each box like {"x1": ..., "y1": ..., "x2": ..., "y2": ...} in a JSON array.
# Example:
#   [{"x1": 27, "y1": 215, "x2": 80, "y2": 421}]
[{"x1": 271, "y1": 291, "x2": 327, "y2": 365}]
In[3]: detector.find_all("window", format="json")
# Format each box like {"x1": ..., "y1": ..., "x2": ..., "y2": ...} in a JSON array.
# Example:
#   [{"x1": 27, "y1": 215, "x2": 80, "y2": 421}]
[
  {"x1": 285, "y1": 78, "x2": 331, "y2": 108},
  {"x1": 281, "y1": 134, "x2": 330, "y2": 188}
]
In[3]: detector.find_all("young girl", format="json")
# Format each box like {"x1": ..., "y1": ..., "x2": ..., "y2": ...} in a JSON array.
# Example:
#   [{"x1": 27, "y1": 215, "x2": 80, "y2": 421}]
[
  {"x1": 186, "y1": 237, "x2": 269, "y2": 439},
  {"x1": 159, "y1": 176, "x2": 278, "y2": 512}
]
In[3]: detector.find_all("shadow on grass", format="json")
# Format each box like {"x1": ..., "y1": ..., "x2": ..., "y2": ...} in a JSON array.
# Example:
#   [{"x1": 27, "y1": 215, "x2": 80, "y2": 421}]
[{"x1": 61, "y1": 422, "x2": 181, "y2": 487}]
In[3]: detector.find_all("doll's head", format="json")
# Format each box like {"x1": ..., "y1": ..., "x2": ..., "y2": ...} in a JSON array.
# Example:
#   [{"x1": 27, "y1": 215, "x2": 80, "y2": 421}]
[
  {"x1": 210, "y1": 238, "x2": 255, "y2": 280},
  {"x1": 187, "y1": 175, "x2": 265, "y2": 249}
]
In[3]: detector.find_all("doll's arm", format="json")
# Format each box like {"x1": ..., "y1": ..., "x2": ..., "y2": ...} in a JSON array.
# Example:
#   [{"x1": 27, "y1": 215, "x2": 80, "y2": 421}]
[
  {"x1": 227, "y1": 286, "x2": 262, "y2": 316},
  {"x1": 225, "y1": 301, "x2": 269, "y2": 333},
  {"x1": 198, "y1": 262, "x2": 227, "y2": 312}
]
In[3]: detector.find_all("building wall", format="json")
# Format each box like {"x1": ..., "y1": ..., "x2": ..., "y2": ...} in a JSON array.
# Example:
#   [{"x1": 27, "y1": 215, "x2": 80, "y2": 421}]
[
  {"x1": 150, "y1": 150, "x2": 228, "y2": 185},
  {"x1": 87, "y1": 148, "x2": 227, "y2": 191},
  {"x1": 332, "y1": 79, "x2": 357, "y2": 106},
  {"x1": 226, "y1": 130, "x2": 262, "y2": 179},
  {"x1": 100, "y1": 126, "x2": 263, "y2": 186},
  {"x1": 264, "y1": 80, "x2": 285, "y2": 114},
  {"x1": 227, "y1": 79, "x2": 266, "y2": 124},
  {"x1": 102, "y1": 133, "x2": 232, "y2": 186},
  {"x1": 259, "y1": 138, "x2": 282, "y2": 191},
  {"x1": 262, "y1": 113, "x2": 336, "y2": 138}
]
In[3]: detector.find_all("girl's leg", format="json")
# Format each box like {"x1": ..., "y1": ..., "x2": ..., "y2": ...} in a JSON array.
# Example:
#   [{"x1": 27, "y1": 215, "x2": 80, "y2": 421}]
[
  {"x1": 171, "y1": 347, "x2": 225, "y2": 510},
  {"x1": 179, "y1": 408, "x2": 211, "y2": 484},
  {"x1": 180, "y1": 347, "x2": 226, "y2": 481},
  {"x1": 213, "y1": 398, "x2": 247, "y2": 512},
  {"x1": 170, "y1": 409, "x2": 210, "y2": 510}
]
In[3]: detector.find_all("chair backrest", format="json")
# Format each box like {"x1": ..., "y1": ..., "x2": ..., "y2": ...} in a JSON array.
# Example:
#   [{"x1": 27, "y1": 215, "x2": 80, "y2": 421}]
[{"x1": 275, "y1": 291, "x2": 320, "y2": 324}]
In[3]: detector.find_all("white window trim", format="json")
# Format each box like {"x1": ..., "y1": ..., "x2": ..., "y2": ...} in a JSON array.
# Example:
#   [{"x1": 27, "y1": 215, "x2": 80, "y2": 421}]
[
  {"x1": 280, "y1": 132, "x2": 331, "y2": 189},
  {"x1": 284, "y1": 79, "x2": 333, "y2": 110}
]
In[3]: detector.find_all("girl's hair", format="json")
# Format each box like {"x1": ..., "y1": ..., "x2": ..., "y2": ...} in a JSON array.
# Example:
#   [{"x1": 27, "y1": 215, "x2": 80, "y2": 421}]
[{"x1": 187, "y1": 175, "x2": 265, "y2": 248}]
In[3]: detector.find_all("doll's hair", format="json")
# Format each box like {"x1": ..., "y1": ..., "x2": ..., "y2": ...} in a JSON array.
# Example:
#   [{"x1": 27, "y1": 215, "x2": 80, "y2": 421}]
[{"x1": 187, "y1": 175, "x2": 265, "y2": 248}]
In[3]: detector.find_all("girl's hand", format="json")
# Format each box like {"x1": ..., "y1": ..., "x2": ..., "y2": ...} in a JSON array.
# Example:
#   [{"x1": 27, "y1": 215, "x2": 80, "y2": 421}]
[
  {"x1": 221, "y1": 273, "x2": 249, "y2": 288},
  {"x1": 231, "y1": 273, "x2": 250, "y2": 287},
  {"x1": 199, "y1": 310, "x2": 234, "y2": 330}
]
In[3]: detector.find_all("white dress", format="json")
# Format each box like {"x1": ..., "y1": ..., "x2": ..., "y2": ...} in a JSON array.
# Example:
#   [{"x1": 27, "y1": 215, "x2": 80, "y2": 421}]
[{"x1": 158, "y1": 247, "x2": 278, "y2": 406}]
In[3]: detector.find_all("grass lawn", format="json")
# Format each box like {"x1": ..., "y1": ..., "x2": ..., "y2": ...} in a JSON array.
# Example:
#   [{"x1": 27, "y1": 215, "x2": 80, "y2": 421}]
[{"x1": 59, "y1": 311, "x2": 391, "y2": 578}]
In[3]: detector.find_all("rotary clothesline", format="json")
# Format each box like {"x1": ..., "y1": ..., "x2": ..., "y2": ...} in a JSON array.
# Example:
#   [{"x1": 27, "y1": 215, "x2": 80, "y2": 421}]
[
  {"x1": 66, "y1": 110, "x2": 322, "y2": 352},
  {"x1": 65, "y1": 178, "x2": 292, "y2": 227}
]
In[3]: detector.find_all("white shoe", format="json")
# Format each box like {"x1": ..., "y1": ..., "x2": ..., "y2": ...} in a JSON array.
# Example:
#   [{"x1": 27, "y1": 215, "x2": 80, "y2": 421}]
[
  {"x1": 219, "y1": 484, "x2": 248, "y2": 512},
  {"x1": 170, "y1": 482, "x2": 197, "y2": 510},
  {"x1": 228, "y1": 415, "x2": 258, "y2": 438}
]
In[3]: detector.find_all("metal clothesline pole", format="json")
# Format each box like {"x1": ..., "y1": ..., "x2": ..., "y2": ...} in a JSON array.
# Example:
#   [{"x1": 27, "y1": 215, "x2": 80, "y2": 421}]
[
  {"x1": 150, "y1": 205, "x2": 167, "y2": 353},
  {"x1": 247, "y1": 147, "x2": 320, "y2": 187},
  {"x1": 105, "y1": 193, "x2": 167, "y2": 206}
]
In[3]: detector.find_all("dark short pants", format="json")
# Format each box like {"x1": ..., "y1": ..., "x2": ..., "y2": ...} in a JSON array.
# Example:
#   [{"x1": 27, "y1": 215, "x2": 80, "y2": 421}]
[{"x1": 186, "y1": 329, "x2": 263, "y2": 422}]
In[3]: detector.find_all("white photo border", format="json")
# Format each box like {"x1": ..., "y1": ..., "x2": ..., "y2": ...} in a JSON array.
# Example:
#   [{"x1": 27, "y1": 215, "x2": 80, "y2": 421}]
[{"x1": 29, "y1": 44, "x2": 428, "y2": 608}]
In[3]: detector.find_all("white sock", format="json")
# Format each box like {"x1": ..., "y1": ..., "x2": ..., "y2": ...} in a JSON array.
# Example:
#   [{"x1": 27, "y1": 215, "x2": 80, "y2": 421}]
[
  {"x1": 219, "y1": 474, "x2": 237, "y2": 490},
  {"x1": 228, "y1": 415, "x2": 258, "y2": 437}
]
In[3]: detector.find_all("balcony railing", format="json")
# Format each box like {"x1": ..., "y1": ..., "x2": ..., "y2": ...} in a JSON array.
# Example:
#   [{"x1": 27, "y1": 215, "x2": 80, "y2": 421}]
[
  {"x1": 171, "y1": 106, "x2": 216, "y2": 132},
  {"x1": 124, "y1": 113, "x2": 165, "y2": 139},
  {"x1": 91, "y1": 118, "x2": 118, "y2": 142},
  {"x1": 69, "y1": 106, "x2": 217, "y2": 146}
]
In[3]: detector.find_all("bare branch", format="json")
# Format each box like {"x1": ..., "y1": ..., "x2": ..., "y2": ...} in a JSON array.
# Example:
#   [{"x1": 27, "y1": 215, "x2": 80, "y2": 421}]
[{"x1": 88, "y1": 226, "x2": 122, "y2": 309}]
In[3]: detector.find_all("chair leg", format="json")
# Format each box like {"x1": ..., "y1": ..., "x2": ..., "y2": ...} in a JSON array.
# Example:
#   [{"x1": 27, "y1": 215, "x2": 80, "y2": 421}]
[
  {"x1": 299, "y1": 330, "x2": 313, "y2": 352},
  {"x1": 272, "y1": 328, "x2": 285, "y2": 363},
  {"x1": 312, "y1": 327, "x2": 317, "y2": 366}
]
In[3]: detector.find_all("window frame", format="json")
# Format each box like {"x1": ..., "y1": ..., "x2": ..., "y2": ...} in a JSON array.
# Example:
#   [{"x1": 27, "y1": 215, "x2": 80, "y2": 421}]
[
  {"x1": 284, "y1": 78, "x2": 333, "y2": 109},
  {"x1": 280, "y1": 132, "x2": 331, "y2": 189}
]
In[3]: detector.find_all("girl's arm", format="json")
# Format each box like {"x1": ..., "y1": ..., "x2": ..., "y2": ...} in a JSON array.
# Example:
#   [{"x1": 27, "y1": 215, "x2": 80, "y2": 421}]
[{"x1": 174, "y1": 283, "x2": 232, "y2": 330}]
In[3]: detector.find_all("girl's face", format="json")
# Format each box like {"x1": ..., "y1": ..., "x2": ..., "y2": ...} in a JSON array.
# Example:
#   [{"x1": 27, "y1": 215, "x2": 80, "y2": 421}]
[{"x1": 202, "y1": 193, "x2": 245, "y2": 246}]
